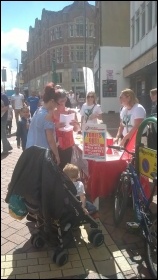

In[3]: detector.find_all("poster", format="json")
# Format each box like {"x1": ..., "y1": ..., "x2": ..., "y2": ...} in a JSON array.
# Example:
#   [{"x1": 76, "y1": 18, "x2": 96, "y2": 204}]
[
  {"x1": 139, "y1": 147, "x2": 157, "y2": 179},
  {"x1": 82, "y1": 123, "x2": 106, "y2": 161}
]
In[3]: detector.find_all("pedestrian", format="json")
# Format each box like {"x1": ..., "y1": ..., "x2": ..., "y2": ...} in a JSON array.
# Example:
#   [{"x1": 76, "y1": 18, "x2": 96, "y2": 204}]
[
  {"x1": 16, "y1": 107, "x2": 31, "y2": 151},
  {"x1": 63, "y1": 163, "x2": 97, "y2": 215},
  {"x1": 147, "y1": 88, "x2": 157, "y2": 150},
  {"x1": 6, "y1": 101, "x2": 13, "y2": 135},
  {"x1": 26, "y1": 82, "x2": 60, "y2": 165},
  {"x1": 150, "y1": 88, "x2": 157, "y2": 115},
  {"x1": 69, "y1": 90, "x2": 76, "y2": 108},
  {"x1": 26, "y1": 90, "x2": 40, "y2": 117},
  {"x1": 11, "y1": 87, "x2": 25, "y2": 125},
  {"x1": 80, "y1": 91, "x2": 103, "y2": 130},
  {"x1": 114, "y1": 88, "x2": 146, "y2": 147},
  {"x1": 52, "y1": 88, "x2": 80, "y2": 169},
  {"x1": 1, "y1": 89, "x2": 13, "y2": 155}
]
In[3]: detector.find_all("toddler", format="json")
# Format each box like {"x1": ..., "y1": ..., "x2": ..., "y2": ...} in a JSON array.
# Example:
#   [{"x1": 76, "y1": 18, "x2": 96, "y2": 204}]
[
  {"x1": 63, "y1": 163, "x2": 97, "y2": 215},
  {"x1": 16, "y1": 107, "x2": 31, "y2": 151}
]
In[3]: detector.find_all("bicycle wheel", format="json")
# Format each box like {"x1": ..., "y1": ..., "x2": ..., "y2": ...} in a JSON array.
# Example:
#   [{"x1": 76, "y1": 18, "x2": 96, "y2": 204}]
[
  {"x1": 113, "y1": 174, "x2": 130, "y2": 226},
  {"x1": 145, "y1": 214, "x2": 157, "y2": 279}
]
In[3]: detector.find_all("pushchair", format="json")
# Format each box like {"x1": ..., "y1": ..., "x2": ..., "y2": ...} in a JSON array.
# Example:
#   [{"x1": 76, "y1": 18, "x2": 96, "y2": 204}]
[{"x1": 5, "y1": 146, "x2": 104, "y2": 266}]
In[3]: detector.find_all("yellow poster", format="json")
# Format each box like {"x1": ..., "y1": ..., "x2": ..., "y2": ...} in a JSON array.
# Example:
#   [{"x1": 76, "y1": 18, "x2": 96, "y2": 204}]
[{"x1": 139, "y1": 147, "x2": 157, "y2": 179}]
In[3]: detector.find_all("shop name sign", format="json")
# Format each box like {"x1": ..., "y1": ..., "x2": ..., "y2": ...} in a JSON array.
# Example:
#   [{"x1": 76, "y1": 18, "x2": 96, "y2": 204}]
[{"x1": 82, "y1": 124, "x2": 107, "y2": 161}]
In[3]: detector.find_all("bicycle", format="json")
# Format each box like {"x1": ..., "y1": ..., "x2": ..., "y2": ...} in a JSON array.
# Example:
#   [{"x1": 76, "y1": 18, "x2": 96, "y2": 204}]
[{"x1": 108, "y1": 144, "x2": 157, "y2": 279}]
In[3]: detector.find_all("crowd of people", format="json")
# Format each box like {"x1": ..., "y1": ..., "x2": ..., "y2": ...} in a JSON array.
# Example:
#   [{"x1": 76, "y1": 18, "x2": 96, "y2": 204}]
[{"x1": 1, "y1": 84, "x2": 157, "y2": 214}]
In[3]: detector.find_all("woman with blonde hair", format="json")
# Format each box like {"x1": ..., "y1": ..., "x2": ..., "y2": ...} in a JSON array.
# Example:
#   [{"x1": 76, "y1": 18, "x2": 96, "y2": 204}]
[
  {"x1": 80, "y1": 91, "x2": 102, "y2": 130},
  {"x1": 114, "y1": 88, "x2": 146, "y2": 147}
]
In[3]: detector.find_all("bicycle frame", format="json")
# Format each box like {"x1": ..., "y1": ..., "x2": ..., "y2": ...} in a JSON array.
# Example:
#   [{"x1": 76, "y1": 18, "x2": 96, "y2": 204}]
[{"x1": 127, "y1": 162, "x2": 153, "y2": 242}]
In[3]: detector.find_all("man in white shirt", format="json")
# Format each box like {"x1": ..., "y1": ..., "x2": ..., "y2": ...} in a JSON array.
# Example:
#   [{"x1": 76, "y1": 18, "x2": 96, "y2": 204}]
[{"x1": 11, "y1": 87, "x2": 24, "y2": 125}]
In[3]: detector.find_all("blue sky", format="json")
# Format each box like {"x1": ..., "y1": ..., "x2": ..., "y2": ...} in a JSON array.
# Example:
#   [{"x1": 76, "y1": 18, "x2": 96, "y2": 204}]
[{"x1": 1, "y1": 1, "x2": 95, "y2": 89}]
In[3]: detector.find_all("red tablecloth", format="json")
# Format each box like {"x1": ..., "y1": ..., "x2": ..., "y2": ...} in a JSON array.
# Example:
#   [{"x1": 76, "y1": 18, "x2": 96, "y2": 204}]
[{"x1": 87, "y1": 159, "x2": 127, "y2": 201}]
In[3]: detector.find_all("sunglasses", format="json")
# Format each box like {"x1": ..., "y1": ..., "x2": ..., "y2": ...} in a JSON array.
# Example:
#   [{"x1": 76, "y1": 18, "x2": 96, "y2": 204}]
[{"x1": 87, "y1": 95, "x2": 94, "y2": 98}]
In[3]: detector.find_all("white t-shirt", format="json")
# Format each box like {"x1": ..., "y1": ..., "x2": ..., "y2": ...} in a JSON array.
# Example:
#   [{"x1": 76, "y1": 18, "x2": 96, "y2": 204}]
[
  {"x1": 120, "y1": 103, "x2": 146, "y2": 137},
  {"x1": 74, "y1": 181, "x2": 85, "y2": 197},
  {"x1": 80, "y1": 103, "x2": 102, "y2": 125},
  {"x1": 11, "y1": 93, "x2": 24, "y2": 109},
  {"x1": 69, "y1": 94, "x2": 76, "y2": 105}
]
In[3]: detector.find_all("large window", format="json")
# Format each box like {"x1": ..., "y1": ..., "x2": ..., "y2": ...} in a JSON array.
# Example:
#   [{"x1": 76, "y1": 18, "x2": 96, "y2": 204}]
[
  {"x1": 56, "y1": 47, "x2": 63, "y2": 63},
  {"x1": 57, "y1": 73, "x2": 62, "y2": 83},
  {"x1": 147, "y1": 1, "x2": 152, "y2": 32},
  {"x1": 69, "y1": 24, "x2": 74, "y2": 37},
  {"x1": 141, "y1": 2, "x2": 145, "y2": 38},
  {"x1": 72, "y1": 71, "x2": 83, "y2": 82},
  {"x1": 131, "y1": 17, "x2": 135, "y2": 47},
  {"x1": 76, "y1": 46, "x2": 84, "y2": 61},
  {"x1": 88, "y1": 24, "x2": 94, "y2": 37},
  {"x1": 135, "y1": 9, "x2": 140, "y2": 43},
  {"x1": 75, "y1": 17, "x2": 84, "y2": 37}
]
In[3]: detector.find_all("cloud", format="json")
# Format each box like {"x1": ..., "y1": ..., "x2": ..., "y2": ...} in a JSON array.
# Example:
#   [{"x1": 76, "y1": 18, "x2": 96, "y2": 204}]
[{"x1": 1, "y1": 28, "x2": 29, "y2": 90}]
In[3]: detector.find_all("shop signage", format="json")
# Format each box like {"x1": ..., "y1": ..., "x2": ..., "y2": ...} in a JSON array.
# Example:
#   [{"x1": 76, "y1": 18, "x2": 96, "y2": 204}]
[
  {"x1": 139, "y1": 147, "x2": 157, "y2": 179},
  {"x1": 82, "y1": 124, "x2": 107, "y2": 161}
]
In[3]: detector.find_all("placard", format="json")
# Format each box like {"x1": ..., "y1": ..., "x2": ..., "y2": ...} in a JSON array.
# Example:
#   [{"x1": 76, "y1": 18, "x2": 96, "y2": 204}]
[
  {"x1": 139, "y1": 147, "x2": 157, "y2": 179},
  {"x1": 82, "y1": 124, "x2": 106, "y2": 161},
  {"x1": 102, "y1": 80, "x2": 117, "y2": 97}
]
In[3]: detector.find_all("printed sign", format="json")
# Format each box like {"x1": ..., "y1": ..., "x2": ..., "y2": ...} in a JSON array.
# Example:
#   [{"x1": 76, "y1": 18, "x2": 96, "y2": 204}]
[
  {"x1": 82, "y1": 124, "x2": 106, "y2": 161},
  {"x1": 139, "y1": 147, "x2": 157, "y2": 179}
]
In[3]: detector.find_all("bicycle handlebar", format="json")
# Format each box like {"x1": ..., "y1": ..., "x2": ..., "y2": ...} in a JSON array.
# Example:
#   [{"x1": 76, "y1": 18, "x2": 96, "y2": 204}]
[{"x1": 107, "y1": 145, "x2": 135, "y2": 156}]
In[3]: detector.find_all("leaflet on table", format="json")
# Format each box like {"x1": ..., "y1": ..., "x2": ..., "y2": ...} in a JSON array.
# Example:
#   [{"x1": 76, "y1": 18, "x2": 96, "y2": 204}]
[
  {"x1": 59, "y1": 113, "x2": 75, "y2": 131},
  {"x1": 82, "y1": 123, "x2": 107, "y2": 161}
]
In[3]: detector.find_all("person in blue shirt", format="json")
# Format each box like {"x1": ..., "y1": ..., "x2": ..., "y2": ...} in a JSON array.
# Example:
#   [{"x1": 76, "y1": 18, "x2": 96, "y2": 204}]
[
  {"x1": 1, "y1": 89, "x2": 13, "y2": 155},
  {"x1": 16, "y1": 107, "x2": 31, "y2": 151},
  {"x1": 26, "y1": 83, "x2": 61, "y2": 165},
  {"x1": 27, "y1": 91, "x2": 40, "y2": 117}
]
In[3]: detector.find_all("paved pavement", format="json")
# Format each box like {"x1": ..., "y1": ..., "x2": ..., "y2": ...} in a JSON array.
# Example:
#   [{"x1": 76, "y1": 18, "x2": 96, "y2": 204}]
[{"x1": 1, "y1": 113, "x2": 157, "y2": 279}]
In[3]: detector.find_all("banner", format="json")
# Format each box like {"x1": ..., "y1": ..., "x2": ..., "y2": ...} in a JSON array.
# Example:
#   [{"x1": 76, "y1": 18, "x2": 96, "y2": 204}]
[
  {"x1": 83, "y1": 67, "x2": 95, "y2": 95},
  {"x1": 82, "y1": 123, "x2": 107, "y2": 161}
]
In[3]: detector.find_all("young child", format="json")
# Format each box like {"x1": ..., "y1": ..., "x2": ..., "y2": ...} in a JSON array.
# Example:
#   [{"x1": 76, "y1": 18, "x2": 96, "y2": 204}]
[
  {"x1": 6, "y1": 102, "x2": 13, "y2": 135},
  {"x1": 16, "y1": 106, "x2": 31, "y2": 151},
  {"x1": 63, "y1": 163, "x2": 97, "y2": 215}
]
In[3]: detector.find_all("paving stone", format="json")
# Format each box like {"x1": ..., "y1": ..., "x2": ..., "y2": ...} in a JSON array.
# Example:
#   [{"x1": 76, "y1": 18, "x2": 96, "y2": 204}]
[
  {"x1": 40, "y1": 270, "x2": 62, "y2": 279},
  {"x1": 81, "y1": 258, "x2": 97, "y2": 273},
  {"x1": 62, "y1": 267, "x2": 86, "y2": 277},
  {"x1": 108, "y1": 245, "x2": 123, "y2": 258},
  {"x1": 114, "y1": 256, "x2": 131, "y2": 272},
  {"x1": 88, "y1": 246, "x2": 111, "y2": 261},
  {"x1": 28, "y1": 264, "x2": 50, "y2": 273},
  {"x1": 6, "y1": 253, "x2": 27, "y2": 261},
  {"x1": 1, "y1": 261, "x2": 16, "y2": 269},
  {"x1": 1, "y1": 241, "x2": 17, "y2": 255},
  {"x1": 77, "y1": 246, "x2": 91, "y2": 259},
  {"x1": 4, "y1": 266, "x2": 27, "y2": 276},
  {"x1": 27, "y1": 251, "x2": 48, "y2": 259},
  {"x1": 71, "y1": 260, "x2": 83, "y2": 268},
  {"x1": 16, "y1": 273, "x2": 40, "y2": 279},
  {"x1": 104, "y1": 235, "x2": 115, "y2": 246},
  {"x1": 94, "y1": 259, "x2": 120, "y2": 276},
  {"x1": 17, "y1": 258, "x2": 38, "y2": 267}
]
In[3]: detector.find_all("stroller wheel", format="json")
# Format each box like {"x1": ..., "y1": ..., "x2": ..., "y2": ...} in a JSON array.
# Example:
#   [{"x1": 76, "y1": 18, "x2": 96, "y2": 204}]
[
  {"x1": 31, "y1": 234, "x2": 45, "y2": 249},
  {"x1": 92, "y1": 233, "x2": 104, "y2": 247},
  {"x1": 51, "y1": 248, "x2": 68, "y2": 266},
  {"x1": 88, "y1": 229, "x2": 104, "y2": 247},
  {"x1": 88, "y1": 229, "x2": 102, "y2": 243},
  {"x1": 56, "y1": 250, "x2": 68, "y2": 266}
]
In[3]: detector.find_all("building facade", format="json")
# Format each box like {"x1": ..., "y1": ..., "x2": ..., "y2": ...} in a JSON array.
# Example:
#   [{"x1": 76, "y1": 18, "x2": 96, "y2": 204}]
[
  {"x1": 94, "y1": 1, "x2": 157, "y2": 114},
  {"x1": 94, "y1": 1, "x2": 131, "y2": 112},
  {"x1": 123, "y1": 1, "x2": 157, "y2": 115},
  {"x1": 21, "y1": 1, "x2": 95, "y2": 96}
]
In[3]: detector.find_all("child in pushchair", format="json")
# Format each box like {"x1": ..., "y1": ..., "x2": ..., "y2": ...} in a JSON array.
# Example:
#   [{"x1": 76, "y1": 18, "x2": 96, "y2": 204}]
[{"x1": 5, "y1": 146, "x2": 104, "y2": 266}]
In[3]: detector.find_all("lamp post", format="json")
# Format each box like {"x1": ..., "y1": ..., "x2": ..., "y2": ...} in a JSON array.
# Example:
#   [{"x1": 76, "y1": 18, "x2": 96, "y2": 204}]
[
  {"x1": 83, "y1": 0, "x2": 87, "y2": 95},
  {"x1": 2, "y1": 66, "x2": 7, "y2": 92},
  {"x1": 14, "y1": 58, "x2": 19, "y2": 87}
]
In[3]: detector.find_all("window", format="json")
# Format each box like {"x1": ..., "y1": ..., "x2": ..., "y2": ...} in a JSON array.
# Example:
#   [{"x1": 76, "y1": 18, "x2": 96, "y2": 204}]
[
  {"x1": 69, "y1": 24, "x2": 74, "y2": 37},
  {"x1": 147, "y1": 1, "x2": 152, "y2": 32},
  {"x1": 76, "y1": 46, "x2": 84, "y2": 61},
  {"x1": 56, "y1": 47, "x2": 63, "y2": 63},
  {"x1": 70, "y1": 46, "x2": 74, "y2": 61},
  {"x1": 89, "y1": 24, "x2": 94, "y2": 37},
  {"x1": 141, "y1": 2, "x2": 145, "y2": 38},
  {"x1": 57, "y1": 73, "x2": 62, "y2": 83},
  {"x1": 76, "y1": 17, "x2": 84, "y2": 37},
  {"x1": 71, "y1": 71, "x2": 83, "y2": 83},
  {"x1": 131, "y1": 17, "x2": 135, "y2": 47},
  {"x1": 50, "y1": 29, "x2": 54, "y2": 42},
  {"x1": 89, "y1": 46, "x2": 93, "y2": 61},
  {"x1": 135, "y1": 9, "x2": 140, "y2": 43}
]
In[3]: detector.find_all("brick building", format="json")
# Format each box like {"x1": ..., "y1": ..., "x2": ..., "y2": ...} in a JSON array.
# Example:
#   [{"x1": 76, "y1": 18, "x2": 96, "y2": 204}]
[{"x1": 21, "y1": 1, "x2": 95, "y2": 96}]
